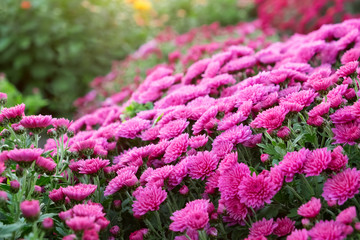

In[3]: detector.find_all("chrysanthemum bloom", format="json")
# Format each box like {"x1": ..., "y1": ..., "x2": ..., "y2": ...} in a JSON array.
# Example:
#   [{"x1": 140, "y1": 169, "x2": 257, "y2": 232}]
[
  {"x1": 78, "y1": 158, "x2": 110, "y2": 175},
  {"x1": 336, "y1": 206, "x2": 357, "y2": 224},
  {"x1": 116, "y1": 117, "x2": 150, "y2": 139},
  {"x1": 145, "y1": 165, "x2": 174, "y2": 188},
  {"x1": 0, "y1": 190, "x2": 8, "y2": 202},
  {"x1": 170, "y1": 199, "x2": 214, "y2": 232},
  {"x1": 129, "y1": 228, "x2": 149, "y2": 240},
  {"x1": 163, "y1": 133, "x2": 189, "y2": 163},
  {"x1": 35, "y1": 157, "x2": 56, "y2": 174},
  {"x1": 238, "y1": 173, "x2": 277, "y2": 208},
  {"x1": 188, "y1": 151, "x2": 219, "y2": 180},
  {"x1": 249, "y1": 218, "x2": 277, "y2": 237},
  {"x1": 278, "y1": 148, "x2": 310, "y2": 182},
  {"x1": 20, "y1": 200, "x2": 40, "y2": 220},
  {"x1": 83, "y1": 229, "x2": 99, "y2": 240},
  {"x1": 179, "y1": 185, "x2": 189, "y2": 195},
  {"x1": 332, "y1": 121, "x2": 360, "y2": 145},
  {"x1": 0, "y1": 92, "x2": 7, "y2": 106},
  {"x1": 62, "y1": 184, "x2": 97, "y2": 202},
  {"x1": 20, "y1": 115, "x2": 52, "y2": 134},
  {"x1": 10, "y1": 180, "x2": 20, "y2": 192},
  {"x1": 260, "y1": 154, "x2": 270, "y2": 163},
  {"x1": 110, "y1": 225, "x2": 120, "y2": 236},
  {"x1": 328, "y1": 146, "x2": 348, "y2": 171},
  {"x1": 8, "y1": 148, "x2": 43, "y2": 167},
  {"x1": 297, "y1": 197, "x2": 321, "y2": 218},
  {"x1": 52, "y1": 118, "x2": 72, "y2": 135},
  {"x1": 72, "y1": 203, "x2": 105, "y2": 218},
  {"x1": 303, "y1": 148, "x2": 332, "y2": 177},
  {"x1": 308, "y1": 220, "x2": 347, "y2": 240},
  {"x1": 59, "y1": 209, "x2": 73, "y2": 221},
  {"x1": 132, "y1": 187, "x2": 167, "y2": 218},
  {"x1": 189, "y1": 134, "x2": 208, "y2": 149},
  {"x1": 158, "y1": 119, "x2": 189, "y2": 140},
  {"x1": 322, "y1": 168, "x2": 360, "y2": 205},
  {"x1": 62, "y1": 234, "x2": 76, "y2": 240},
  {"x1": 336, "y1": 61, "x2": 358, "y2": 77},
  {"x1": 104, "y1": 168, "x2": 138, "y2": 196},
  {"x1": 42, "y1": 217, "x2": 54, "y2": 229},
  {"x1": 72, "y1": 139, "x2": 96, "y2": 156},
  {"x1": 65, "y1": 216, "x2": 95, "y2": 232},
  {"x1": 223, "y1": 196, "x2": 248, "y2": 222},
  {"x1": 95, "y1": 216, "x2": 110, "y2": 230},
  {"x1": 250, "y1": 106, "x2": 288, "y2": 130},
  {"x1": 277, "y1": 126, "x2": 291, "y2": 139},
  {"x1": 287, "y1": 229, "x2": 308, "y2": 240},
  {"x1": 2, "y1": 103, "x2": 25, "y2": 123},
  {"x1": 273, "y1": 217, "x2": 295, "y2": 237}
]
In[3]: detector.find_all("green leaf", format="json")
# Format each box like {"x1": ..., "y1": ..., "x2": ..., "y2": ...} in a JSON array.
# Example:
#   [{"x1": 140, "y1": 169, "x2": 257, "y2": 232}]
[{"x1": 0, "y1": 222, "x2": 26, "y2": 238}]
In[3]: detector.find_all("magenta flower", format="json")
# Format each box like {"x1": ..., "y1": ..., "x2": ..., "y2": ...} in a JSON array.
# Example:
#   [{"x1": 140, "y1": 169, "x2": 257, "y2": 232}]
[
  {"x1": 250, "y1": 106, "x2": 288, "y2": 130},
  {"x1": 42, "y1": 217, "x2": 54, "y2": 229},
  {"x1": 287, "y1": 229, "x2": 308, "y2": 240},
  {"x1": 322, "y1": 168, "x2": 360, "y2": 205},
  {"x1": 336, "y1": 206, "x2": 357, "y2": 224},
  {"x1": 0, "y1": 191, "x2": 8, "y2": 201},
  {"x1": 104, "y1": 168, "x2": 138, "y2": 196},
  {"x1": 273, "y1": 217, "x2": 295, "y2": 237},
  {"x1": 8, "y1": 148, "x2": 43, "y2": 166},
  {"x1": 65, "y1": 216, "x2": 95, "y2": 232},
  {"x1": 336, "y1": 61, "x2": 358, "y2": 77},
  {"x1": 328, "y1": 146, "x2": 348, "y2": 171},
  {"x1": 20, "y1": 200, "x2": 40, "y2": 219},
  {"x1": 72, "y1": 203, "x2": 105, "y2": 218},
  {"x1": 49, "y1": 187, "x2": 64, "y2": 203},
  {"x1": 163, "y1": 133, "x2": 189, "y2": 163},
  {"x1": 188, "y1": 134, "x2": 208, "y2": 149},
  {"x1": 132, "y1": 187, "x2": 167, "y2": 218},
  {"x1": 332, "y1": 121, "x2": 360, "y2": 145},
  {"x1": 279, "y1": 148, "x2": 310, "y2": 182},
  {"x1": 62, "y1": 184, "x2": 97, "y2": 201},
  {"x1": 78, "y1": 157, "x2": 110, "y2": 175},
  {"x1": 249, "y1": 218, "x2": 277, "y2": 238},
  {"x1": 238, "y1": 173, "x2": 277, "y2": 208},
  {"x1": 297, "y1": 197, "x2": 321, "y2": 218},
  {"x1": 188, "y1": 151, "x2": 219, "y2": 180},
  {"x1": 303, "y1": 148, "x2": 331, "y2": 177},
  {"x1": 2, "y1": 103, "x2": 25, "y2": 122},
  {"x1": 35, "y1": 157, "x2": 56, "y2": 173},
  {"x1": 158, "y1": 119, "x2": 189, "y2": 140},
  {"x1": 20, "y1": 115, "x2": 52, "y2": 133},
  {"x1": 308, "y1": 220, "x2": 347, "y2": 240},
  {"x1": 129, "y1": 228, "x2": 149, "y2": 240}
]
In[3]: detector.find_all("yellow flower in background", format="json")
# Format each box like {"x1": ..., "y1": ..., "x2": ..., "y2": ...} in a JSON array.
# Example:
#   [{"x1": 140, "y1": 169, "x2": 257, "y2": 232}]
[{"x1": 133, "y1": 0, "x2": 152, "y2": 12}]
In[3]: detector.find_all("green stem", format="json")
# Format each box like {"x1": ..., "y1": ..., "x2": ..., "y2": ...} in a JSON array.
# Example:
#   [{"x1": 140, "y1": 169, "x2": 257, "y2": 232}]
[
  {"x1": 300, "y1": 174, "x2": 315, "y2": 197},
  {"x1": 34, "y1": 134, "x2": 39, "y2": 148},
  {"x1": 144, "y1": 219, "x2": 162, "y2": 238},
  {"x1": 352, "y1": 197, "x2": 360, "y2": 210},
  {"x1": 285, "y1": 185, "x2": 304, "y2": 203}
]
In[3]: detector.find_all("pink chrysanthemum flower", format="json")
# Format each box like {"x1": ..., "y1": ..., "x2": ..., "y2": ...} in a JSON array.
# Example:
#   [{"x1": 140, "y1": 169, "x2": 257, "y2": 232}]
[
  {"x1": 188, "y1": 151, "x2": 219, "y2": 180},
  {"x1": 78, "y1": 158, "x2": 110, "y2": 175},
  {"x1": 42, "y1": 217, "x2": 54, "y2": 229},
  {"x1": 303, "y1": 148, "x2": 332, "y2": 177},
  {"x1": 287, "y1": 229, "x2": 308, "y2": 240},
  {"x1": 20, "y1": 200, "x2": 40, "y2": 219},
  {"x1": 129, "y1": 228, "x2": 149, "y2": 240},
  {"x1": 260, "y1": 154, "x2": 270, "y2": 163},
  {"x1": 322, "y1": 168, "x2": 360, "y2": 205},
  {"x1": 273, "y1": 217, "x2": 295, "y2": 237},
  {"x1": 308, "y1": 102, "x2": 331, "y2": 118},
  {"x1": 52, "y1": 118, "x2": 72, "y2": 134},
  {"x1": 278, "y1": 148, "x2": 310, "y2": 182},
  {"x1": 158, "y1": 119, "x2": 189, "y2": 140},
  {"x1": 238, "y1": 173, "x2": 277, "y2": 208},
  {"x1": 35, "y1": 157, "x2": 56, "y2": 173},
  {"x1": 132, "y1": 187, "x2": 167, "y2": 218},
  {"x1": 72, "y1": 139, "x2": 96, "y2": 156},
  {"x1": 62, "y1": 184, "x2": 97, "y2": 201},
  {"x1": 49, "y1": 187, "x2": 64, "y2": 202},
  {"x1": 2, "y1": 103, "x2": 25, "y2": 122},
  {"x1": 250, "y1": 106, "x2": 289, "y2": 130},
  {"x1": 189, "y1": 134, "x2": 208, "y2": 149},
  {"x1": 297, "y1": 197, "x2": 321, "y2": 218},
  {"x1": 163, "y1": 134, "x2": 189, "y2": 163},
  {"x1": 8, "y1": 148, "x2": 43, "y2": 166},
  {"x1": 249, "y1": 218, "x2": 277, "y2": 238},
  {"x1": 336, "y1": 206, "x2": 357, "y2": 224},
  {"x1": 0, "y1": 191, "x2": 8, "y2": 201},
  {"x1": 116, "y1": 118, "x2": 151, "y2": 139},
  {"x1": 72, "y1": 203, "x2": 105, "y2": 218},
  {"x1": 336, "y1": 61, "x2": 358, "y2": 77},
  {"x1": 308, "y1": 220, "x2": 347, "y2": 240},
  {"x1": 328, "y1": 146, "x2": 348, "y2": 171},
  {"x1": 277, "y1": 126, "x2": 291, "y2": 139},
  {"x1": 170, "y1": 199, "x2": 213, "y2": 232},
  {"x1": 20, "y1": 115, "x2": 52, "y2": 133},
  {"x1": 223, "y1": 196, "x2": 248, "y2": 222},
  {"x1": 332, "y1": 121, "x2": 360, "y2": 145},
  {"x1": 65, "y1": 216, "x2": 95, "y2": 232},
  {"x1": 104, "y1": 168, "x2": 138, "y2": 196}
]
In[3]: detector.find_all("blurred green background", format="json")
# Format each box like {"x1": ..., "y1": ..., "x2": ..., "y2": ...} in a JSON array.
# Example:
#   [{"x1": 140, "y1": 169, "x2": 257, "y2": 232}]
[{"x1": 0, "y1": 0, "x2": 254, "y2": 117}]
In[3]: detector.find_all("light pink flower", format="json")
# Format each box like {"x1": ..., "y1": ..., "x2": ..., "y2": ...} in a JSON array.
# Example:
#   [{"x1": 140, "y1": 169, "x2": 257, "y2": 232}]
[
  {"x1": 132, "y1": 187, "x2": 167, "y2": 217},
  {"x1": 65, "y1": 216, "x2": 95, "y2": 232},
  {"x1": 322, "y1": 168, "x2": 360, "y2": 205},
  {"x1": 297, "y1": 197, "x2": 321, "y2": 218},
  {"x1": 72, "y1": 203, "x2": 105, "y2": 218},
  {"x1": 36, "y1": 157, "x2": 56, "y2": 173}
]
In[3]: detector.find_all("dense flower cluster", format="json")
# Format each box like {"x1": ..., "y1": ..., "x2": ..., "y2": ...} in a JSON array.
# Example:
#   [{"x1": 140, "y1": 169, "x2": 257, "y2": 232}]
[{"x1": 2, "y1": 17, "x2": 360, "y2": 239}]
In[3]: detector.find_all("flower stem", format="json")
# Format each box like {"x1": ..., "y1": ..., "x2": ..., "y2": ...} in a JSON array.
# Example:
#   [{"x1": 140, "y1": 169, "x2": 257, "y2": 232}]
[
  {"x1": 300, "y1": 174, "x2": 315, "y2": 197},
  {"x1": 285, "y1": 185, "x2": 304, "y2": 203}
]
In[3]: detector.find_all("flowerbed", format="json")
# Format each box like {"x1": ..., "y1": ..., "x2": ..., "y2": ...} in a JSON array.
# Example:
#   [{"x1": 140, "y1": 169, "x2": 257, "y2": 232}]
[{"x1": 1, "y1": 18, "x2": 360, "y2": 239}]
